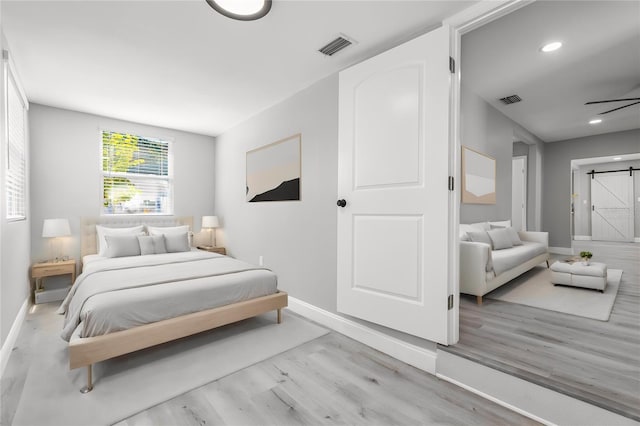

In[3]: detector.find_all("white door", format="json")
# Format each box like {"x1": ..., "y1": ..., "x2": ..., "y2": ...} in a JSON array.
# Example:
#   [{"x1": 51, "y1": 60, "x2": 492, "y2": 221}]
[
  {"x1": 511, "y1": 157, "x2": 527, "y2": 231},
  {"x1": 337, "y1": 26, "x2": 451, "y2": 344},
  {"x1": 591, "y1": 171, "x2": 634, "y2": 241}
]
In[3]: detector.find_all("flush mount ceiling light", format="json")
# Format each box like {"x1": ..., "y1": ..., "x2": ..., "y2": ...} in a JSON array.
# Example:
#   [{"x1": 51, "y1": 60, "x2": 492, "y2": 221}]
[
  {"x1": 205, "y1": 0, "x2": 271, "y2": 21},
  {"x1": 589, "y1": 118, "x2": 602, "y2": 124},
  {"x1": 540, "y1": 41, "x2": 562, "y2": 53},
  {"x1": 613, "y1": 157, "x2": 622, "y2": 161}
]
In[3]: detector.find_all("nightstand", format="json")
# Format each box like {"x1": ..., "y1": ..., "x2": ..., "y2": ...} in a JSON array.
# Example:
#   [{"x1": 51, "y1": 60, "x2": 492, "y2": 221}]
[
  {"x1": 197, "y1": 246, "x2": 226, "y2": 255},
  {"x1": 31, "y1": 259, "x2": 76, "y2": 304}
]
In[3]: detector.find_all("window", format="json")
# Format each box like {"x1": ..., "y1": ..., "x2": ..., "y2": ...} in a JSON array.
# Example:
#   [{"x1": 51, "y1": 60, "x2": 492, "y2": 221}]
[
  {"x1": 101, "y1": 130, "x2": 172, "y2": 215},
  {"x1": 6, "y1": 71, "x2": 27, "y2": 220}
]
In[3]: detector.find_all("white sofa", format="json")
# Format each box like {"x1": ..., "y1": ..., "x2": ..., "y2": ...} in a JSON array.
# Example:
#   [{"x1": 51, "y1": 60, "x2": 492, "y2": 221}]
[{"x1": 459, "y1": 221, "x2": 549, "y2": 304}]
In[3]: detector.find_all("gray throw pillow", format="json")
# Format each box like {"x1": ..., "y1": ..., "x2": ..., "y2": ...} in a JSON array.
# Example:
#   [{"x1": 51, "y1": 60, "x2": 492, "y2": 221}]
[
  {"x1": 467, "y1": 230, "x2": 493, "y2": 248},
  {"x1": 164, "y1": 232, "x2": 190, "y2": 253},
  {"x1": 137, "y1": 235, "x2": 167, "y2": 255},
  {"x1": 104, "y1": 235, "x2": 142, "y2": 258},
  {"x1": 505, "y1": 227, "x2": 523, "y2": 246},
  {"x1": 487, "y1": 228, "x2": 514, "y2": 250}
]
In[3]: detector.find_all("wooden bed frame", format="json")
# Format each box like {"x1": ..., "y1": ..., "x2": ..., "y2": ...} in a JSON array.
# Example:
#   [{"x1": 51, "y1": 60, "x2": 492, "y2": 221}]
[{"x1": 71, "y1": 216, "x2": 288, "y2": 393}]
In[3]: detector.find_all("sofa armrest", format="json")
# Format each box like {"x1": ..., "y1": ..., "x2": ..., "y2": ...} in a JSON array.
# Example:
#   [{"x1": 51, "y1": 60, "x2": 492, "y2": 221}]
[
  {"x1": 518, "y1": 231, "x2": 549, "y2": 248},
  {"x1": 460, "y1": 241, "x2": 493, "y2": 295}
]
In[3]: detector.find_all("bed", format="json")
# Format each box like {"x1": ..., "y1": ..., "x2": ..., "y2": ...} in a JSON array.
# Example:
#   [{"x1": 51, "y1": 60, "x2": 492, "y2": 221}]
[{"x1": 61, "y1": 216, "x2": 288, "y2": 393}]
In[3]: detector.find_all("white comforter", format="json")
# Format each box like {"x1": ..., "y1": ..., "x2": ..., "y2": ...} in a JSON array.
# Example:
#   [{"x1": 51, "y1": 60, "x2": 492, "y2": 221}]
[{"x1": 58, "y1": 251, "x2": 277, "y2": 341}]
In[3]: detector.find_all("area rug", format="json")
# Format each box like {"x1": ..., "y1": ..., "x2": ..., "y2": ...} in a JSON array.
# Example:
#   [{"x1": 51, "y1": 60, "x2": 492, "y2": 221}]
[
  {"x1": 12, "y1": 311, "x2": 328, "y2": 426},
  {"x1": 486, "y1": 266, "x2": 622, "y2": 321}
]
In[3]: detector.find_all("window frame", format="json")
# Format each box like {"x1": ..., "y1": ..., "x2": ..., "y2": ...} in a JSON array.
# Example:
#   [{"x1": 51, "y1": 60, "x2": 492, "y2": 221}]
[
  {"x1": 5, "y1": 53, "x2": 28, "y2": 222},
  {"x1": 99, "y1": 129, "x2": 174, "y2": 216}
]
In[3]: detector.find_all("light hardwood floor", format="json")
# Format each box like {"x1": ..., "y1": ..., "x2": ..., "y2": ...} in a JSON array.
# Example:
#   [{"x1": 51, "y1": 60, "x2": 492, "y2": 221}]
[
  {"x1": 116, "y1": 331, "x2": 537, "y2": 426},
  {"x1": 1, "y1": 304, "x2": 537, "y2": 426},
  {"x1": 442, "y1": 241, "x2": 640, "y2": 421}
]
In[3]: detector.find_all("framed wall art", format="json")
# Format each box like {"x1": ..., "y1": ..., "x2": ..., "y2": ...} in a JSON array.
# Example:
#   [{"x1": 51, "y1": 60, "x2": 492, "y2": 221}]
[
  {"x1": 461, "y1": 146, "x2": 496, "y2": 204},
  {"x1": 246, "y1": 133, "x2": 301, "y2": 202}
]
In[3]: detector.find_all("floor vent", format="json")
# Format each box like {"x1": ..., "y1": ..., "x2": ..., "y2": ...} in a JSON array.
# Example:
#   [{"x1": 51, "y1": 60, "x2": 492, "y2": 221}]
[
  {"x1": 499, "y1": 94, "x2": 522, "y2": 105},
  {"x1": 318, "y1": 35, "x2": 354, "y2": 56}
]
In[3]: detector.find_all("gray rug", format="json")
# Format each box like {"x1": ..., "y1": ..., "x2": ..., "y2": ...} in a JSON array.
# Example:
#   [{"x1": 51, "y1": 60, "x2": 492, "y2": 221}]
[
  {"x1": 12, "y1": 310, "x2": 328, "y2": 426},
  {"x1": 486, "y1": 266, "x2": 622, "y2": 321}
]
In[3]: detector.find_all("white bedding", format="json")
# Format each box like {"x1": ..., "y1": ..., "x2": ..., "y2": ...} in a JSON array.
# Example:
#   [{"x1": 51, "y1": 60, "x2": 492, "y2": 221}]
[{"x1": 59, "y1": 251, "x2": 277, "y2": 341}]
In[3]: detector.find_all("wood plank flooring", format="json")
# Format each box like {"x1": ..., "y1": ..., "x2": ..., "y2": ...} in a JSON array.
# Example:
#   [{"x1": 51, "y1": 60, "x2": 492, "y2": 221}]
[
  {"x1": 1, "y1": 303, "x2": 537, "y2": 426},
  {"x1": 116, "y1": 331, "x2": 537, "y2": 426},
  {"x1": 442, "y1": 241, "x2": 640, "y2": 421}
]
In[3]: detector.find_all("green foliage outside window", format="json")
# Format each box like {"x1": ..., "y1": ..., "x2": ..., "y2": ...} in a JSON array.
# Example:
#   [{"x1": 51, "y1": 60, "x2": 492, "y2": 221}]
[{"x1": 102, "y1": 132, "x2": 144, "y2": 209}]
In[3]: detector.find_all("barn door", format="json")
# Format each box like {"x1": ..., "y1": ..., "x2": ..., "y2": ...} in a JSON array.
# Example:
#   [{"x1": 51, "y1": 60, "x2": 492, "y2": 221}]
[
  {"x1": 337, "y1": 26, "x2": 452, "y2": 344},
  {"x1": 591, "y1": 171, "x2": 634, "y2": 241}
]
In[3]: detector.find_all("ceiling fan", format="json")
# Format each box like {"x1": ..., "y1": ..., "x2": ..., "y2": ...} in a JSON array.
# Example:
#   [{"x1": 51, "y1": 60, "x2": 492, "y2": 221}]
[{"x1": 584, "y1": 97, "x2": 640, "y2": 115}]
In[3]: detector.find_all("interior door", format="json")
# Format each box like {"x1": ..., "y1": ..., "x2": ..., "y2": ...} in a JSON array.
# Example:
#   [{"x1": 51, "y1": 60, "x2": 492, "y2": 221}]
[
  {"x1": 337, "y1": 26, "x2": 451, "y2": 344},
  {"x1": 511, "y1": 157, "x2": 527, "y2": 231},
  {"x1": 591, "y1": 171, "x2": 634, "y2": 241}
]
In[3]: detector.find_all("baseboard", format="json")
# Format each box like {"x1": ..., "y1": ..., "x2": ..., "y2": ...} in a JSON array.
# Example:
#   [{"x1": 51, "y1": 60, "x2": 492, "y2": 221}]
[
  {"x1": 436, "y1": 349, "x2": 638, "y2": 426},
  {"x1": 549, "y1": 246, "x2": 573, "y2": 255},
  {"x1": 287, "y1": 297, "x2": 437, "y2": 374},
  {"x1": 573, "y1": 235, "x2": 592, "y2": 241},
  {"x1": 0, "y1": 297, "x2": 29, "y2": 378}
]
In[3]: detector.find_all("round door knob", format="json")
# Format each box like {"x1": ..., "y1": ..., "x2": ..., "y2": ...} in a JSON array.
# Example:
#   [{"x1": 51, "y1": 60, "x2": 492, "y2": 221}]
[{"x1": 337, "y1": 199, "x2": 347, "y2": 208}]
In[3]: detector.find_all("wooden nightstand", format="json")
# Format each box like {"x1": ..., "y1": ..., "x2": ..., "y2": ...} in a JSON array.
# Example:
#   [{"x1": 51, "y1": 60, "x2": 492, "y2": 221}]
[
  {"x1": 197, "y1": 246, "x2": 226, "y2": 255},
  {"x1": 31, "y1": 259, "x2": 76, "y2": 304}
]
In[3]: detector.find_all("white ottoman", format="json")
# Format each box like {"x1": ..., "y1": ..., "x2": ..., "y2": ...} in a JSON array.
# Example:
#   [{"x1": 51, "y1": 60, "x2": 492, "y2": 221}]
[{"x1": 550, "y1": 261, "x2": 607, "y2": 292}]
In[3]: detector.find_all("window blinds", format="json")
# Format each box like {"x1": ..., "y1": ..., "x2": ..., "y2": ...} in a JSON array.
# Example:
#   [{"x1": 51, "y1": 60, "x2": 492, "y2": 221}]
[
  {"x1": 101, "y1": 131, "x2": 173, "y2": 215},
  {"x1": 7, "y1": 73, "x2": 27, "y2": 220}
]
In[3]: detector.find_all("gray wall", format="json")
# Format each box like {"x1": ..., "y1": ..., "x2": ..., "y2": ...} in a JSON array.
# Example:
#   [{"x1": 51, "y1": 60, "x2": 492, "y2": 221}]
[
  {"x1": 543, "y1": 129, "x2": 640, "y2": 248},
  {"x1": 0, "y1": 31, "x2": 31, "y2": 349},
  {"x1": 460, "y1": 85, "x2": 544, "y2": 227},
  {"x1": 573, "y1": 159, "x2": 640, "y2": 238},
  {"x1": 215, "y1": 74, "x2": 437, "y2": 351},
  {"x1": 29, "y1": 104, "x2": 216, "y2": 267}
]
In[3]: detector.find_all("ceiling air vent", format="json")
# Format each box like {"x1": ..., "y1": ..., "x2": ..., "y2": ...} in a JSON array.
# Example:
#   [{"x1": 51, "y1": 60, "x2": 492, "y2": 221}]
[
  {"x1": 318, "y1": 35, "x2": 354, "y2": 56},
  {"x1": 499, "y1": 95, "x2": 522, "y2": 105}
]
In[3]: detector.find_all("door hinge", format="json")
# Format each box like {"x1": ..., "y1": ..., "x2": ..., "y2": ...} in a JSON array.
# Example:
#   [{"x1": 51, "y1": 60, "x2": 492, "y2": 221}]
[
  {"x1": 447, "y1": 294, "x2": 454, "y2": 310},
  {"x1": 449, "y1": 56, "x2": 455, "y2": 74},
  {"x1": 448, "y1": 176, "x2": 454, "y2": 191}
]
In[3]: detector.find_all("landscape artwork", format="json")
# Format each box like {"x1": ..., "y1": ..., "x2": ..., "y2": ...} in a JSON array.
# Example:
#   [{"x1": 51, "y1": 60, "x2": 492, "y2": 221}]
[
  {"x1": 246, "y1": 134, "x2": 301, "y2": 202},
  {"x1": 461, "y1": 146, "x2": 496, "y2": 204}
]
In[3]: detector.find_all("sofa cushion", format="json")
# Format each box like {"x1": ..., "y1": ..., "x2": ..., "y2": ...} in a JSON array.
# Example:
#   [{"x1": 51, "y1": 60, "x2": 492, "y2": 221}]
[
  {"x1": 490, "y1": 225, "x2": 523, "y2": 246},
  {"x1": 489, "y1": 220, "x2": 511, "y2": 228},
  {"x1": 491, "y1": 241, "x2": 547, "y2": 276},
  {"x1": 460, "y1": 223, "x2": 486, "y2": 241},
  {"x1": 488, "y1": 228, "x2": 513, "y2": 250},
  {"x1": 468, "y1": 230, "x2": 493, "y2": 247}
]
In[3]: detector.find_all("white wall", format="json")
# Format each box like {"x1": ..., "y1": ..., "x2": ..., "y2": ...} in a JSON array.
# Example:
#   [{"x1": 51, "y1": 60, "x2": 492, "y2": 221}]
[
  {"x1": 215, "y1": 74, "x2": 437, "y2": 352},
  {"x1": 29, "y1": 104, "x2": 216, "y2": 266},
  {"x1": 460, "y1": 85, "x2": 544, "y2": 226},
  {"x1": 0, "y1": 31, "x2": 31, "y2": 349}
]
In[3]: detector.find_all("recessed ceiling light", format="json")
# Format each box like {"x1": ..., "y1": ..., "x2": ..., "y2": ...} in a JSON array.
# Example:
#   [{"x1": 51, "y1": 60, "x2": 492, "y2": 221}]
[
  {"x1": 613, "y1": 157, "x2": 622, "y2": 161},
  {"x1": 205, "y1": 0, "x2": 271, "y2": 21},
  {"x1": 589, "y1": 118, "x2": 602, "y2": 125},
  {"x1": 540, "y1": 41, "x2": 562, "y2": 53}
]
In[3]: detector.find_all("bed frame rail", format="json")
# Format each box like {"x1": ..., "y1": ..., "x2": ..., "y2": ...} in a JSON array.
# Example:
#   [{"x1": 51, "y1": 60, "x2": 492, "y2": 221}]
[{"x1": 70, "y1": 291, "x2": 288, "y2": 391}]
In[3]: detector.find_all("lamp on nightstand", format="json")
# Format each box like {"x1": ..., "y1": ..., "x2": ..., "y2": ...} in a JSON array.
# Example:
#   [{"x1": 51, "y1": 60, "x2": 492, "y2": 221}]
[
  {"x1": 201, "y1": 216, "x2": 220, "y2": 248},
  {"x1": 42, "y1": 218, "x2": 71, "y2": 262}
]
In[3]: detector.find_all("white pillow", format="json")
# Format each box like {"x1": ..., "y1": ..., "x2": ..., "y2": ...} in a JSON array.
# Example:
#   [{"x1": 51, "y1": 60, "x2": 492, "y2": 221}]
[
  {"x1": 489, "y1": 220, "x2": 511, "y2": 228},
  {"x1": 147, "y1": 225, "x2": 191, "y2": 246},
  {"x1": 460, "y1": 223, "x2": 485, "y2": 241},
  {"x1": 137, "y1": 235, "x2": 168, "y2": 255},
  {"x1": 104, "y1": 235, "x2": 142, "y2": 258},
  {"x1": 471, "y1": 221, "x2": 490, "y2": 231},
  {"x1": 164, "y1": 233, "x2": 191, "y2": 253},
  {"x1": 96, "y1": 225, "x2": 145, "y2": 256}
]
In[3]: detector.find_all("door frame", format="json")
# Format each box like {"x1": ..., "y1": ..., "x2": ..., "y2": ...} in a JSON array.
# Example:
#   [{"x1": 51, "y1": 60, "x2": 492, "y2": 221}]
[
  {"x1": 444, "y1": 0, "x2": 535, "y2": 344},
  {"x1": 512, "y1": 156, "x2": 528, "y2": 231}
]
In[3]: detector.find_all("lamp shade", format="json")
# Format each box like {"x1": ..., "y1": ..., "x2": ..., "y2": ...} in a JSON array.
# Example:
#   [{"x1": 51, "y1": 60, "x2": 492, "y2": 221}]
[
  {"x1": 202, "y1": 216, "x2": 219, "y2": 229},
  {"x1": 42, "y1": 218, "x2": 71, "y2": 238}
]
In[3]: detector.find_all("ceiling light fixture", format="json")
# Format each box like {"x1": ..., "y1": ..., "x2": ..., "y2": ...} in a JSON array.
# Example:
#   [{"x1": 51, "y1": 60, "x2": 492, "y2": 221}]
[
  {"x1": 205, "y1": 0, "x2": 271, "y2": 21},
  {"x1": 613, "y1": 157, "x2": 622, "y2": 161},
  {"x1": 540, "y1": 41, "x2": 562, "y2": 53},
  {"x1": 589, "y1": 118, "x2": 602, "y2": 125}
]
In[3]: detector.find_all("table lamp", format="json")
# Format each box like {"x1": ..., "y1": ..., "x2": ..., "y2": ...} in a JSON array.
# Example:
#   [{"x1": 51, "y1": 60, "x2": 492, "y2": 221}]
[
  {"x1": 201, "y1": 216, "x2": 219, "y2": 248},
  {"x1": 42, "y1": 218, "x2": 71, "y2": 262}
]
